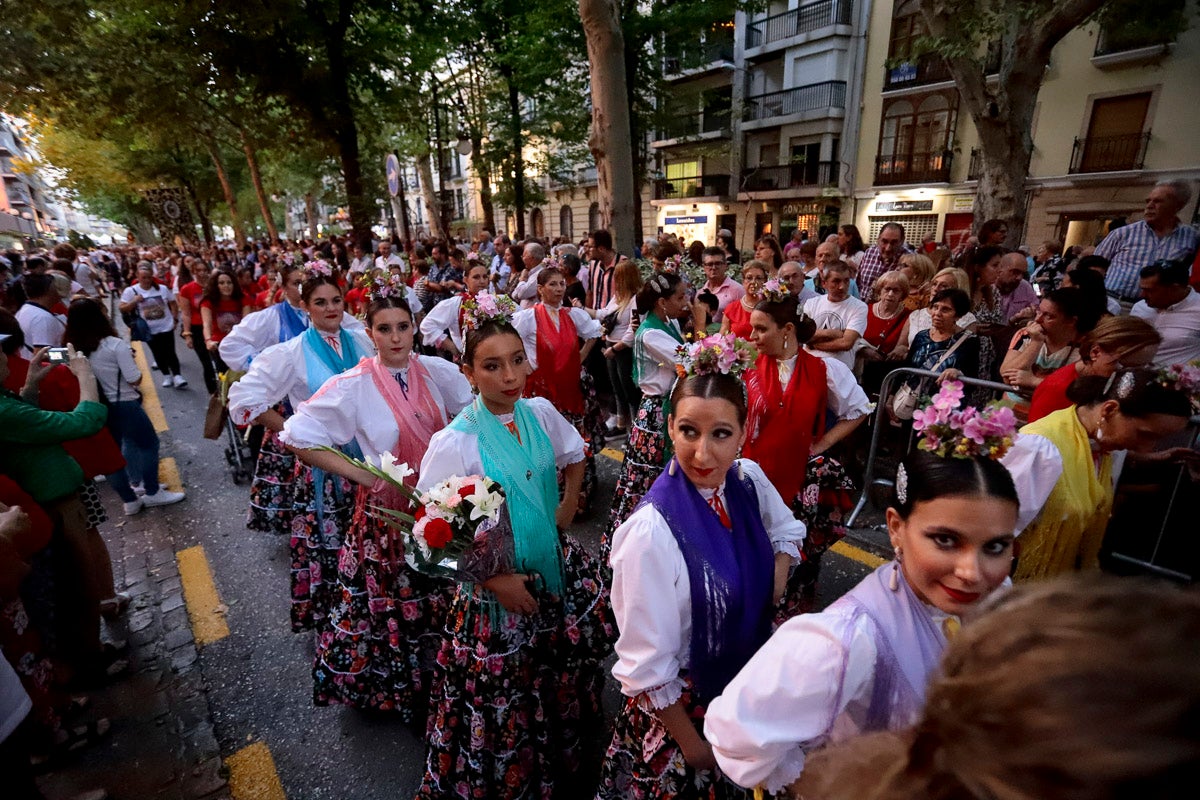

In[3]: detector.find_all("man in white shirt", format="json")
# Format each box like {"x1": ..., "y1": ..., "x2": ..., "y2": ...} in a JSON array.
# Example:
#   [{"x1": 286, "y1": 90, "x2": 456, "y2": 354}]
[
  {"x1": 349, "y1": 242, "x2": 373, "y2": 273},
  {"x1": 374, "y1": 240, "x2": 405, "y2": 273},
  {"x1": 511, "y1": 242, "x2": 547, "y2": 308},
  {"x1": 1130, "y1": 260, "x2": 1200, "y2": 367},
  {"x1": 803, "y1": 260, "x2": 868, "y2": 369},
  {"x1": 14, "y1": 273, "x2": 66, "y2": 349}
]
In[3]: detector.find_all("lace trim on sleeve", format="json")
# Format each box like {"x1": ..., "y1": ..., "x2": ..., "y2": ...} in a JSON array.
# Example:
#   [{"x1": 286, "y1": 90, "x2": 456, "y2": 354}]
[
  {"x1": 233, "y1": 401, "x2": 271, "y2": 428},
  {"x1": 772, "y1": 540, "x2": 802, "y2": 561},
  {"x1": 765, "y1": 750, "x2": 809, "y2": 796},
  {"x1": 634, "y1": 677, "x2": 686, "y2": 712}
]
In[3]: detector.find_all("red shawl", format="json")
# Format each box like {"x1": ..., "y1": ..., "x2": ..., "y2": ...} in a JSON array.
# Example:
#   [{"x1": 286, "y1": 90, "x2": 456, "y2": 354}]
[
  {"x1": 525, "y1": 304, "x2": 584, "y2": 415},
  {"x1": 742, "y1": 351, "x2": 827, "y2": 503}
]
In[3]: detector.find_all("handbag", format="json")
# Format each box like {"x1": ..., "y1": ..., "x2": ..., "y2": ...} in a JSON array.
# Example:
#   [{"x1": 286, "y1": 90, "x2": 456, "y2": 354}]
[
  {"x1": 130, "y1": 313, "x2": 151, "y2": 342},
  {"x1": 599, "y1": 297, "x2": 630, "y2": 339},
  {"x1": 203, "y1": 392, "x2": 226, "y2": 440},
  {"x1": 892, "y1": 333, "x2": 970, "y2": 420}
]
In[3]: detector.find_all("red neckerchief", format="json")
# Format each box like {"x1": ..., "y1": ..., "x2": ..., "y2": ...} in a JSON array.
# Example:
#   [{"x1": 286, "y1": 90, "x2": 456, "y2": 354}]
[
  {"x1": 743, "y1": 350, "x2": 827, "y2": 502},
  {"x1": 525, "y1": 303, "x2": 584, "y2": 414}
]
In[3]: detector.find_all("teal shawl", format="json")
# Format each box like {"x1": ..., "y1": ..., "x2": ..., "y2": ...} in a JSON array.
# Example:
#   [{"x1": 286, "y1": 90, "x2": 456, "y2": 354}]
[
  {"x1": 449, "y1": 397, "x2": 564, "y2": 596},
  {"x1": 302, "y1": 325, "x2": 367, "y2": 516}
]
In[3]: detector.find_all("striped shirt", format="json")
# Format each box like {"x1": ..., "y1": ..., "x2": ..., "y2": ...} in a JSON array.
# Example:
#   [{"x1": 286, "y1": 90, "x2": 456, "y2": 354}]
[
  {"x1": 855, "y1": 245, "x2": 902, "y2": 303},
  {"x1": 1096, "y1": 220, "x2": 1199, "y2": 301},
  {"x1": 588, "y1": 258, "x2": 616, "y2": 310}
]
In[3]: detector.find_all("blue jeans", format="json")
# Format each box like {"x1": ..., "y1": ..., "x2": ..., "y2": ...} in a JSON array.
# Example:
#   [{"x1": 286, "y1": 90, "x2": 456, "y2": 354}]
[{"x1": 105, "y1": 400, "x2": 161, "y2": 501}]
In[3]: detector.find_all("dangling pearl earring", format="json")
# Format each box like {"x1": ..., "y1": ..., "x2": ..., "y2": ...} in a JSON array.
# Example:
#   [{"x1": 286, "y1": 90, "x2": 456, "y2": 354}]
[
  {"x1": 668, "y1": 457, "x2": 677, "y2": 477},
  {"x1": 890, "y1": 547, "x2": 902, "y2": 591}
]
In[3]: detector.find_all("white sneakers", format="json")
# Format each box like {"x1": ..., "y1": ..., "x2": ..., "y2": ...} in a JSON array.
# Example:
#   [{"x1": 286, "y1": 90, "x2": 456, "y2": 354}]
[
  {"x1": 123, "y1": 499, "x2": 143, "y2": 516},
  {"x1": 161, "y1": 376, "x2": 173, "y2": 388},
  {"x1": 142, "y1": 489, "x2": 186, "y2": 507},
  {"x1": 172, "y1": 374, "x2": 188, "y2": 388}
]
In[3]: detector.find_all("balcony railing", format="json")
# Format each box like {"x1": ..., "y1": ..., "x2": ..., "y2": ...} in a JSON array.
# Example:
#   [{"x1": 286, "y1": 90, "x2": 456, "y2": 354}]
[
  {"x1": 1094, "y1": 26, "x2": 1176, "y2": 57},
  {"x1": 1069, "y1": 132, "x2": 1150, "y2": 174},
  {"x1": 664, "y1": 36, "x2": 735, "y2": 75},
  {"x1": 745, "y1": 0, "x2": 853, "y2": 49},
  {"x1": 742, "y1": 161, "x2": 840, "y2": 192},
  {"x1": 874, "y1": 151, "x2": 953, "y2": 185},
  {"x1": 655, "y1": 108, "x2": 732, "y2": 141},
  {"x1": 884, "y1": 54, "x2": 952, "y2": 89},
  {"x1": 653, "y1": 174, "x2": 730, "y2": 200},
  {"x1": 967, "y1": 147, "x2": 982, "y2": 181},
  {"x1": 743, "y1": 81, "x2": 846, "y2": 123}
]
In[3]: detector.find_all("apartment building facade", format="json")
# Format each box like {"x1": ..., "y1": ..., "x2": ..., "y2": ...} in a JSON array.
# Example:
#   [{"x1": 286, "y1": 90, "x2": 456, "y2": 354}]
[
  {"x1": 0, "y1": 116, "x2": 60, "y2": 250},
  {"x1": 850, "y1": 0, "x2": 1200, "y2": 251}
]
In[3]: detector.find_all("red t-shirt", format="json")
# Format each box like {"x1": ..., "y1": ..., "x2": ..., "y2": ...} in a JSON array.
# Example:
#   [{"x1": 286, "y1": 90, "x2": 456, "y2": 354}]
[
  {"x1": 178, "y1": 281, "x2": 204, "y2": 326},
  {"x1": 200, "y1": 297, "x2": 245, "y2": 342},
  {"x1": 1028, "y1": 362, "x2": 1080, "y2": 423},
  {"x1": 864, "y1": 306, "x2": 911, "y2": 355},
  {"x1": 722, "y1": 300, "x2": 753, "y2": 340},
  {"x1": 345, "y1": 287, "x2": 366, "y2": 316}
]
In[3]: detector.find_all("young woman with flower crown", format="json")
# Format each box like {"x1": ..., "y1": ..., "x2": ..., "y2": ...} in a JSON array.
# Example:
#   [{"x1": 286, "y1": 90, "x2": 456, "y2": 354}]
[
  {"x1": 743, "y1": 281, "x2": 872, "y2": 617},
  {"x1": 417, "y1": 257, "x2": 492, "y2": 360},
  {"x1": 1000, "y1": 365, "x2": 1197, "y2": 582},
  {"x1": 604, "y1": 271, "x2": 692, "y2": 559},
  {"x1": 220, "y1": 260, "x2": 366, "y2": 536},
  {"x1": 227, "y1": 266, "x2": 375, "y2": 632},
  {"x1": 512, "y1": 265, "x2": 606, "y2": 518},
  {"x1": 414, "y1": 296, "x2": 615, "y2": 800},
  {"x1": 279, "y1": 276, "x2": 472, "y2": 719},
  {"x1": 596, "y1": 334, "x2": 806, "y2": 800},
  {"x1": 702, "y1": 389, "x2": 1025, "y2": 796}
]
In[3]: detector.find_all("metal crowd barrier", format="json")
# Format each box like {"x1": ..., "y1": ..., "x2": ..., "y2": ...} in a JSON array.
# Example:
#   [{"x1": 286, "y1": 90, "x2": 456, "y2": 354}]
[{"x1": 846, "y1": 367, "x2": 1014, "y2": 528}]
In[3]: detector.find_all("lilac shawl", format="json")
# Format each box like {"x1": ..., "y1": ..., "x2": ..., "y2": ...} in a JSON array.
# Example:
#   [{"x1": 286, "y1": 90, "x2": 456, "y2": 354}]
[{"x1": 641, "y1": 460, "x2": 775, "y2": 704}]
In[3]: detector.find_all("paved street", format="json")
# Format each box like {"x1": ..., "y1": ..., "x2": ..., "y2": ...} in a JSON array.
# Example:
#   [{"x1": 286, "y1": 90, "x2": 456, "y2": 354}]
[{"x1": 42, "y1": 346, "x2": 886, "y2": 800}]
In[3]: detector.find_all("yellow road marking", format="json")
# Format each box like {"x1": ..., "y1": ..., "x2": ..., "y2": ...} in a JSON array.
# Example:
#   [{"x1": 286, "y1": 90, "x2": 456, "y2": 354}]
[
  {"x1": 176, "y1": 546, "x2": 229, "y2": 646},
  {"x1": 158, "y1": 457, "x2": 184, "y2": 493},
  {"x1": 831, "y1": 540, "x2": 887, "y2": 569},
  {"x1": 132, "y1": 342, "x2": 169, "y2": 433},
  {"x1": 227, "y1": 741, "x2": 287, "y2": 800},
  {"x1": 600, "y1": 447, "x2": 625, "y2": 462}
]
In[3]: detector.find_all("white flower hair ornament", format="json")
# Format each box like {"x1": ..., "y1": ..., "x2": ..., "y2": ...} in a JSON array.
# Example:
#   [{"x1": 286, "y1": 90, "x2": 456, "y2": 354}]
[{"x1": 304, "y1": 260, "x2": 334, "y2": 279}]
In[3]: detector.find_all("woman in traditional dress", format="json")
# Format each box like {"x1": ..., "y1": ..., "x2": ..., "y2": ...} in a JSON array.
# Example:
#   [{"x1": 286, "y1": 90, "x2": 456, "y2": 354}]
[
  {"x1": 513, "y1": 266, "x2": 604, "y2": 518},
  {"x1": 1003, "y1": 367, "x2": 1194, "y2": 582},
  {"x1": 415, "y1": 304, "x2": 615, "y2": 799},
  {"x1": 596, "y1": 338, "x2": 805, "y2": 800},
  {"x1": 280, "y1": 281, "x2": 471, "y2": 720},
  {"x1": 417, "y1": 258, "x2": 491, "y2": 360},
  {"x1": 226, "y1": 267, "x2": 374, "y2": 632},
  {"x1": 743, "y1": 286, "x2": 871, "y2": 616},
  {"x1": 703, "y1": 443, "x2": 1022, "y2": 796},
  {"x1": 718, "y1": 260, "x2": 767, "y2": 340},
  {"x1": 604, "y1": 272, "x2": 691, "y2": 557},
  {"x1": 220, "y1": 262, "x2": 362, "y2": 534}
]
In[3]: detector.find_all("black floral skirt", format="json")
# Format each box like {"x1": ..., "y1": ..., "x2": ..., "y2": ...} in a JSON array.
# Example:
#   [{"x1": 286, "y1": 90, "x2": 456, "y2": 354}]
[
  {"x1": 415, "y1": 533, "x2": 616, "y2": 799},
  {"x1": 287, "y1": 462, "x2": 356, "y2": 632},
  {"x1": 247, "y1": 422, "x2": 296, "y2": 534},
  {"x1": 602, "y1": 395, "x2": 667, "y2": 564}
]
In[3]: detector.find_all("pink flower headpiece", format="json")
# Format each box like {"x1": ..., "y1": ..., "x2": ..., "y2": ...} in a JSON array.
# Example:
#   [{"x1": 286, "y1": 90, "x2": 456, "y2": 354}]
[
  {"x1": 461, "y1": 292, "x2": 518, "y2": 331},
  {"x1": 1154, "y1": 361, "x2": 1200, "y2": 414},
  {"x1": 675, "y1": 333, "x2": 757, "y2": 380},
  {"x1": 365, "y1": 272, "x2": 406, "y2": 302},
  {"x1": 304, "y1": 260, "x2": 333, "y2": 278},
  {"x1": 759, "y1": 279, "x2": 790, "y2": 304},
  {"x1": 911, "y1": 380, "x2": 1017, "y2": 460}
]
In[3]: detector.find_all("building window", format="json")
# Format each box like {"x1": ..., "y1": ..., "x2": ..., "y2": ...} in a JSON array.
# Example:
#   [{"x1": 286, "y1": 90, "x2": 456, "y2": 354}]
[
  {"x1": 530, "y1": 208, "x2": 545, "y2": 238},
  {"x1": 1070, "y1": 92, "x2": 1152, "y2": 173},
  {"x1": 455, "y1": 189, "x2": 466, "y2": 220},
  {"x1": 868, "y1": 213, "x2": 939, "y2": 242},
  {"x1": 560, "y1": 205, "x2": 573, "y2": 240},
  {"x1": 588, "y1": 202, "x2": 602, "y2": 233},
  {"x1": 875, "y1": 92, "x2": 957, "y2": 185}
]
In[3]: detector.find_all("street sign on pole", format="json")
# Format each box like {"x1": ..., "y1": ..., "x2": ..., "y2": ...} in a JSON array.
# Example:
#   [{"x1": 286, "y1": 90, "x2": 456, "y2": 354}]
[{"x1": 386, "y1": 154, "x2": 401, "y2": 198}]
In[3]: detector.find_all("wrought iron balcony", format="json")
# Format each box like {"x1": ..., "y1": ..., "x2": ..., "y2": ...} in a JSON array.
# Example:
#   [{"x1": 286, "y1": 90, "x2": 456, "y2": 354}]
[
  {"x1": 1069, "y1": 132, "x2": 1150, "y2": 174},
  {"x1": 967, "y1": 147, "x2": 982, "y2": 181},
  {"x1": 745, "y1": 0, "x2": 854, "y2": 50},
  {"x1": 743, "y1": 81, "x2": 846, "y2": 123},
  {"x1": 884, "y1": 55, "x2": 952, "y2": 90},
  {"x1": 742, "y1": 161, "x2": 840, "y2": 192},
  {"x1": 653, "y1": 174, "x2": 730, "y2": 200},
  {"x1": 655, "y1": 108, "x2": 732, "y2": 141},
  {"x1": 664, "y1": 35, "x2": 735, "y2": 76},
  {"x1": 874, "y1": 151, "x2": 953, "y2": 185}
]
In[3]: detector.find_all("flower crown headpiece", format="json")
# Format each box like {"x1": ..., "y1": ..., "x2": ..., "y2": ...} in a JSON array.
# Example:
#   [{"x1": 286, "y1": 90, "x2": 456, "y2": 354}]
[
  {"x1": 674, "y1": 333, "x2": 757, "y2": 380},
  {"x1": 465, "y1": 251, "x2": 483, "y2": 264},
  {"x1": 461, "y1": 292, "x2": 518, "y2": 331},
  {"x1": 364, "y1": 272, "x2": 406, "y2": 302},
  {"x1": 896, "y1": 380, "x2": 1018, "y2": 504},
  {"x1": 1152, "y1": 361, "x2": 1200, "y2": 414},
  {"x1": 661, "y1": 254, "x2": 691, "y2": 275},
  {"x1": 304, "y1": 260, "x2": 333, "y2": 279},
  {"x1": 759, "y1": 279, "x2": 790, "y2": 304}
]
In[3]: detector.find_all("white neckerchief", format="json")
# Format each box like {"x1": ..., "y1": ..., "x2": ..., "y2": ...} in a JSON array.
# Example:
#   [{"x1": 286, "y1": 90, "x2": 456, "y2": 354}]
[
  {"x1": 778, "y1": 353, "x2": 798, "y2": 387},
  {"x1": 542, "y1": 302, "x2": 563, "y2": 329}
]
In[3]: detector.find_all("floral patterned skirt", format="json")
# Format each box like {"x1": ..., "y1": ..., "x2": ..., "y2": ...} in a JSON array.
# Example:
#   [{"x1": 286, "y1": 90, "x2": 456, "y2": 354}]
[
  {"x1": 312, "y1": 489, "x2": 454, "y2": 725},
  {"x1": 415, "y1": 533, "x2": 616, "y2": 800},
  {"x1": 775, "y1": 454, "x2": 856, "y2": 622},
  {"x1": 603, "y1": 395, "x2": 667, "y2": 564},
  {"x1": 0, "y1": 596, "x2": 65, "y2": 746},
  {"x1": 596, "y1": 675, "x2": 752, "y2": 800},
  {"x1": 287, "y1": 462, "x2": 356, "y2": 632},
  {"x1": 248, "y1": 421, "x2": 295, "y2": 534}
]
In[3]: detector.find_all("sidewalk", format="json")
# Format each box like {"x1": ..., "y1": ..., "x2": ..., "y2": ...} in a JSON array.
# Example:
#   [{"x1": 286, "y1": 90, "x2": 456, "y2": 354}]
[{"x1": 36, "y1": 491, "x2": 230, "y2": 800}]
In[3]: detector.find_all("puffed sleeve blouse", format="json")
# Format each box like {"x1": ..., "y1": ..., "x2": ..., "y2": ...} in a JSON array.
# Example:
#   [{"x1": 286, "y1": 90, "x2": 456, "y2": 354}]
[
  {"x1": 635, "y1": 324, "x2": 685, "y2": 396},
  {"x1": 608, "y1": 459, "x2": 805, "y2": 712},
  {"x1": 280, "y1": 355, "x2": 472, "y2": 461},
  {"x1": 511, "y1": 305, "x2": 603, "y2": 371}
]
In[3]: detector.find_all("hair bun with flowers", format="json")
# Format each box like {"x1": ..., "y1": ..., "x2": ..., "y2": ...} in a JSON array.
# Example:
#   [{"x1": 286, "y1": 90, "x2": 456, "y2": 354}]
[
  {"x1": 304, "y1": 260, "x2": 334, "y2": 279},
  {"x1": 364, "y1": 272, "x2": 407, "y2": 302},
  {"x1": 461, "y1": 292, "x2": 518, "y2": 331},
  {"x1": 675, "y1": 333, "x2": 757, "y2": 380},
  {"x1": 912, "y1": 380, "x2": 1017, "y2": 460},
  {"x1": 1154, "y1": 360, "x2": 1200, "y2": 414},
  {"x1": 759, "y1": 279, "x2": 790, "y2": 304}
]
